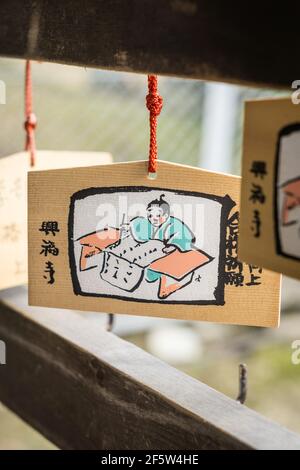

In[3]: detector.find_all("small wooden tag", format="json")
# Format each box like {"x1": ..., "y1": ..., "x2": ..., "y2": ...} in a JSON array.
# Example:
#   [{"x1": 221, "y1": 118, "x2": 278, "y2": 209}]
[
  {"x1": 240, "y1": 97, "x2": 300, "y2": 280},
  {"x1": 28, "y1": 160, "x2": 280, "y2": 327},
  {"x1": 0, "y1": 151, "x2": 112, "y2": 291}
]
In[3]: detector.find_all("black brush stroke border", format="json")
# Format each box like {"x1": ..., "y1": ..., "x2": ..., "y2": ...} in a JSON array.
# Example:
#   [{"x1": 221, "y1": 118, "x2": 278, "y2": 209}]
[
  {"x1": 68, "y1": 186, "x2": 235, "y2": 306},
  {"x1": 274, "y1": 122, "x2": 300, "y2": 261}
]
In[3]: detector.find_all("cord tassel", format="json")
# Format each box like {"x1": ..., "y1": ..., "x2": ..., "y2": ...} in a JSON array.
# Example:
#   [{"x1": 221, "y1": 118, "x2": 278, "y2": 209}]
[
  {"x1": 24, "y1": 60, "x2": 37, "y2": 167},
  {"x1": 146, "y1": 75, "x2": 163, "y2": 177}
]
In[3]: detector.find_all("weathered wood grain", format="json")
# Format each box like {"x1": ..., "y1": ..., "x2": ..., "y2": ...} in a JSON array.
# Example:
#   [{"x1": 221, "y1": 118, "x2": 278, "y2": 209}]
[
  {"x1": 0, "y1": 0, "x2": 297, "y2": 88},
  {"x1": 0, "y1": 286, "x2": 299, "y2": 450}
]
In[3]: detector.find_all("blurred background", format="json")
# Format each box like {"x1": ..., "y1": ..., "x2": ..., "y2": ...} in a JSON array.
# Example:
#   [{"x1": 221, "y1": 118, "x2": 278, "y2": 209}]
[{"x1": 0, "y1": 58, "x2": 299, "y2": 449}]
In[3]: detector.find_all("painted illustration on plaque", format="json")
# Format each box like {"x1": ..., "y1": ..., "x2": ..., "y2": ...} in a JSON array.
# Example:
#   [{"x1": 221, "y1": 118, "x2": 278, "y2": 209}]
[
  {"x1": 68, "y1": 187, "x2": 235, "y2": 304},
  {"x1": 275, "y1": 123, "x2": 300, "y2": 260}
]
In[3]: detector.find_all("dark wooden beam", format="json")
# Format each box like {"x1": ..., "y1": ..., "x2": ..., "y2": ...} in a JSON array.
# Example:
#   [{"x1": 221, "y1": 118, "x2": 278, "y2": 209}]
[
  {"x1": 0, "y1": 0, "x2": 297, "y2": 88},
  {"x1": 0, "y1": 286, "x2": 300, "y2": 450}
]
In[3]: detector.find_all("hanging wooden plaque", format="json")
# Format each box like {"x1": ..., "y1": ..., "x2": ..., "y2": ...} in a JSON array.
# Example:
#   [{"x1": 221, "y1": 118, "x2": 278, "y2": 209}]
[
  {"x1": 28, "y1": 160, "x2": 280, "y2": 327},
  {"x1": 0, "y1": 151, "x2": 112, "y2": 291},
  {"x1": 240, "y1": 97, "x2": 300, "y2": 280}
]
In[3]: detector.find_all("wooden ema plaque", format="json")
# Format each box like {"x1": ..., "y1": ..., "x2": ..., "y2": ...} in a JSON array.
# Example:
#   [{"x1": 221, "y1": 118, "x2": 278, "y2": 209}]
[
  {"x1": 240, "y1": 97, "x2": 300, "y2": 281},
  {"x1": 28, "y1": 160, "x2": 281, "y2": 327},
  {"x1": 0, "y1": 151, "x2": 112, "y2": 291}
]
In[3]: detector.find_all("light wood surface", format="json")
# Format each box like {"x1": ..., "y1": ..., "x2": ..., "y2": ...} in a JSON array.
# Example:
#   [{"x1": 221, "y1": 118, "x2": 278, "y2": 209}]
[
  {"x1": 0, "y1": 151, "x2": 112, "y2": 291},
  {"x1": 28, "y1": 160, "x2": 281, "y2": 327},
  {"x1": 240, "y1": 97, "x2": 300, "y2": 280}
]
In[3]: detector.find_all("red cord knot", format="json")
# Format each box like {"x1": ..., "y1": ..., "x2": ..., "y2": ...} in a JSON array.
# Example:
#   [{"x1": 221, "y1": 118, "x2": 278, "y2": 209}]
[
  {"x1": 146, "y1": 92, "x2": 163, "y2": 116},
  {"x1": 24, "y1": 112, "x2": 37, "y2": 132},
  {"x1": 146, "y1": 75, "x2": 163, "y2": 177}
]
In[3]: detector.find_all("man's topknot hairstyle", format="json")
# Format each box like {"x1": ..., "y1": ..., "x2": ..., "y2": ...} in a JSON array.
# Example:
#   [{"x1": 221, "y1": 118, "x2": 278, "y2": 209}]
[{"x1": 147, "y1": 194, "x2": 170, "y2": 216}]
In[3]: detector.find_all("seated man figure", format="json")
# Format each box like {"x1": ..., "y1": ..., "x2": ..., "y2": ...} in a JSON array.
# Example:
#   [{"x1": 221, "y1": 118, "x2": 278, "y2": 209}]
[{"x1": 127, "y1": 194, "x2": 196, "y2": 299}]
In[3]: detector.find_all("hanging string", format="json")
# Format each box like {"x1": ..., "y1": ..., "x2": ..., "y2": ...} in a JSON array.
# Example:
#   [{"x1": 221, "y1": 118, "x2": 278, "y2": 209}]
[
  {"x1": 24, "y1": 60, "x2": 37, "y2": 167},
  {"x1": 146, "y1": 75, "x2": 163, "y2": 178}
]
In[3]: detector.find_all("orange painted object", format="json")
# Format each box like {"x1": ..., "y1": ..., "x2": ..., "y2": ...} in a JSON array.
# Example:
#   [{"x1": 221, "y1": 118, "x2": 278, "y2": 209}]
[
  {"x1": 150, "y1": 249, "x2": 212, "y2": 280},
  {"x1": 78, "y1": 228, "x2": 120, "y2": 271},
  {"x1": 281, "y1": 178, "x2": 300, "y2": 225}
]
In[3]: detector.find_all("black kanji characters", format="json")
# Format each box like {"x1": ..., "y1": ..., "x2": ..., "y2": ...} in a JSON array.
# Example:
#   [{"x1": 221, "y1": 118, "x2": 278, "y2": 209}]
[
  {"x1": 40, "y1": 240, "x2": 59, "y2": 257},
  {"x1": 250, "y1": 161, "x2": 267, "y2": 179},
  {"x1": 251, "y1": 209, "x2": 261, "y2": 238},
  {"x1": 249, "y1": 183, "x2": 266, "y2": 204},
  {"x1": 39, "y1": 221, "x2": 60, "y2": 285},
  {"x1": 39, "y1": 221, "x2": 60, "y2": 237},
  {"x1": 43, "y1": 261, "x2": 55, "y2": 284}
]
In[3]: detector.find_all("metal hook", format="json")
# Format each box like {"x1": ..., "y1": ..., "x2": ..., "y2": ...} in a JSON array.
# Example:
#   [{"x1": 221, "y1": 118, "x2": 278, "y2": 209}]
[
  {"x1": 236, "y1": 363, "x2": 247, "y2": 404},
  {"x1": 106, "y1": 313, "x2": 115, "y2": 332}
]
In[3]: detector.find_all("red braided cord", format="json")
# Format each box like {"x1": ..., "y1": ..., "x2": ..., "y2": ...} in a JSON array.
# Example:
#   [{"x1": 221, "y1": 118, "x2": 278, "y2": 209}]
[
  {"x1": 146, "y1": 75, "x2": 163, "y2": 175},
  {"x1": 24, "y1": 60, "x2": 37, "y2": 167}
]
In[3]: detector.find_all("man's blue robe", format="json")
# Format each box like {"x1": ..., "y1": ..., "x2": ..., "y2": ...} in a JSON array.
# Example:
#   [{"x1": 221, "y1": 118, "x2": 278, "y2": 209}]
[{"x1": 130, "y1": 216, "x2": 195, "y2": 282}]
